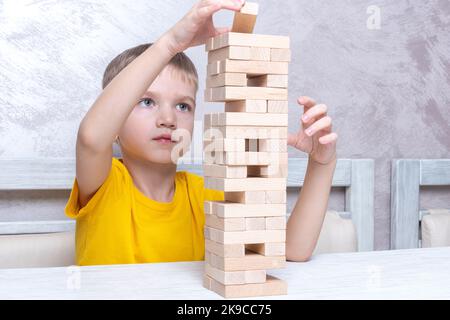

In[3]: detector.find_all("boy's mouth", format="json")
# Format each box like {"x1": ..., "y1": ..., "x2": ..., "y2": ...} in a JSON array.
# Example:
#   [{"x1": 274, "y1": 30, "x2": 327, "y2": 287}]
[{"x1": 153, "y1": 133, "x2": 175, "y2": 144}]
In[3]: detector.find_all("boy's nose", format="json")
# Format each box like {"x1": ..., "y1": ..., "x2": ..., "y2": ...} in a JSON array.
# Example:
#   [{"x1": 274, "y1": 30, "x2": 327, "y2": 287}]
[{"x1": 156, "y1": 105, "x2": 176, "y2": 129}]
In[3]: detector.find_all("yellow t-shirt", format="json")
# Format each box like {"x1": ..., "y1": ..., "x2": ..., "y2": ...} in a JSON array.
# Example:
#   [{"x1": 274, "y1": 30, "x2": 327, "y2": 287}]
[{"x1": 64, "y1": 157, "x2": 223, "y2": 266}]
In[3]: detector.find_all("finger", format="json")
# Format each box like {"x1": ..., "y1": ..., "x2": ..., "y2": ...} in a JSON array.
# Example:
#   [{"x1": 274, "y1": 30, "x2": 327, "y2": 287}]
[
  {"x1": 318, "y1": 132, "x2": 338, "y2": 145},
  {"x1": 297, "y1": 96, "x2": 316, "y2": 110},
  {"x1": 302, "y1": 104, "x2": 328, "y2": 124},
  {"x1": 198, "y1": 0, "x2": 243, "y2": 18},
  {"x1": 214, "y1": 26, "x2": 231, "y2": 36},
  {"x1": 304, "y1": 116, "x2": 332, "y2": 137},
  {"x1": 287, "y1": 132, "x2": 298, "y2": 147}
]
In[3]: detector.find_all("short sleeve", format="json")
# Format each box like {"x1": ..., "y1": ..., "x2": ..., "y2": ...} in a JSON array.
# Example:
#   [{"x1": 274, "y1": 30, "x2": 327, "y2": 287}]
[
  {"x1": 204, "y1": 187, "x2": 224, "y2": 202},
  {"x1": 64, "y1": 158, "x2": 128, "y2": 219}
]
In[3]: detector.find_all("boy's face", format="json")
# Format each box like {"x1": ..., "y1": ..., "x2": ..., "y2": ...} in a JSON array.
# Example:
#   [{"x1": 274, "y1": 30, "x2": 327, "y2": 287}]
[{"x1": 118, "y1": 65, "x2": 196, "y2": 165}]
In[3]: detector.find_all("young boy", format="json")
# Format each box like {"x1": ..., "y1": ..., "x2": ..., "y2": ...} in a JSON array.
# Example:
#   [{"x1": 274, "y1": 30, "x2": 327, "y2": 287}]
[{"x1": 65, "y1": 0, "x2": 338, "y2": 266}]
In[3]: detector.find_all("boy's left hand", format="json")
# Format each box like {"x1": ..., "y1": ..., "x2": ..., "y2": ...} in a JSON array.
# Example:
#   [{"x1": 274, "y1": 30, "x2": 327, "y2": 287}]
[{"x1": 287, "y1": 96, "x2": 338, "y2": 165}]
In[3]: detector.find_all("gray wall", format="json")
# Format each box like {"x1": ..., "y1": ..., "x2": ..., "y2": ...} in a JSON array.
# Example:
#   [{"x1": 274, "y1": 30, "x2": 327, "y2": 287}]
[{"x1": 0, "y1": 0, "x2": 449, "y2": 250}]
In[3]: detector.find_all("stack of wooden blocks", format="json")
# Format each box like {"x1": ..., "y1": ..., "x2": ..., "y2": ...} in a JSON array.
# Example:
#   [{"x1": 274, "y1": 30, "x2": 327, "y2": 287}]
[{"x1": 202, "y1": 2, "x2": 290, "y2": 298}]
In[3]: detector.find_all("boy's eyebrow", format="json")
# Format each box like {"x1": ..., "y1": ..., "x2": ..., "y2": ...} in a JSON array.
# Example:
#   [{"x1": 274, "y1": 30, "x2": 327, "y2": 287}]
[{"x1": 144, "y1": 91, "x2": 195, "y2": 104}]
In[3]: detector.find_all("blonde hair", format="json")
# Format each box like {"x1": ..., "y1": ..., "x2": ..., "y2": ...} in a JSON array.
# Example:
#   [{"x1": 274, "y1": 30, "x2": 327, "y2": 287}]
[{"x1": 102, "y1": 43, "x2": 198, "y2": 91}]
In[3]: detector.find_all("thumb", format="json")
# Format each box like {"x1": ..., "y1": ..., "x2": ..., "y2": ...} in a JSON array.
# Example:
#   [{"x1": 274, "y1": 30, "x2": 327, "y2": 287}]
[
  {"x1": 214, "y1": 26, "x2": 230, "y2": 36},
  {"x1": 287, "y1": 132, "x2": 297, "y2": 147}
]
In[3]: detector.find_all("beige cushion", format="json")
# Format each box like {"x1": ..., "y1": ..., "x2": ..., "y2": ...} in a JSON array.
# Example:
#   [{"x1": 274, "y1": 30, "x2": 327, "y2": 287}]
[
  {"x1": 421, "y1": 209, "x2": 450, "y2": 248},
  {"x1": 0, "y1": 231, "x2": 75, "y2": 269},
  {"x1": 313, "y1": 211, "x2": 358, "y2": 254}
]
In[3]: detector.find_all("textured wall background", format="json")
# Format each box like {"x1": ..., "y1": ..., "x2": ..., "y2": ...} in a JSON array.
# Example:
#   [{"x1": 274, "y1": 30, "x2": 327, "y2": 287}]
[{"x1": 0, "y1": 0, "x2": 449, "y2": 250}]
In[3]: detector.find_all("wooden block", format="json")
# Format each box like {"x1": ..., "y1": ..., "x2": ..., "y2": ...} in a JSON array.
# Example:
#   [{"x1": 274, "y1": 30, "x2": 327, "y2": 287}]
[
  {"x1": 206, "y1": 250, "x2": 286, "y2": 271},
  {"x1": 207, "y1": 60, "x2": 288, "y2": 76},
  {"x1": 203, "y1": 127, "x2": 223, "y2": 140},
  {"x1": 245, "y1": 243, "x2": 286, "y2": 256},
  {"x1": 203, "y1": 164, "x2": 247, "y2": 178},
  {"x1": 266, "y1": 217, "x2": 287, "y2": 230},
  {"x1": 207, "y1": 32, "x2": 290, "y2": 51},
  {"x1": 268, "y1": 126, "x2": 288, "y2": 139},
  {"x1": 205, "y1": 86, "x2": 288, "y2": 102},
  {"x1": 209, "y1": 202, "x2": 286, "y2": 218},
  {"x1": 204, "y1": 113, "x2": 212, "y2": 128},
  {"x1": 258, "y1": 139, "x2": 288, "y2": 152},
  {"x1": 213, "y1": 151, "x2": 270, "y2": 166},
  {"x1": 267, "y1": 100, "x2": 289, "y2": 113},
  {"x1": 208, "y1": 46, "x2": 251, "y2": 63},
  {"x1": 225, "y1": 191, "x2": 265, "y2": 204},
  {"x1": 265, "y1": 190, "x2": 287, "y2": 204},
  {"x1": 205, "y1": 239, "x2": 245, "y2": 258},
  {"x1": 249, "y1": 47, "x2": 271, "y2": 61},
  {"x1": 231, "y1": 2, "x2": 258, "y2": 34},
  {"x1": 247, "y1": 75, "x2": 288, "y2": 88},
  {"x1": 206, "y1": 73, "x2": 247, "y2": 88},
  {"x1": 203, "y1": 273, "x2": 212, "y2": 290},
  {"x1": 204, "y1": 228, "x2": 286, "y2": 245},
  {"x1": 259, "y1": 153, "x2": 289, "y2": 178},
  {"x1": 271, "y1": 48, "x2": 291, "y2": 62},
  {"x1": 246, "y1": 217, "x2": 266, "y2": 230},
  {"x1": 205, "y1": 214, "x2": 245, "y2": 231},
  {"x1": 205, "y1": 274, "x2": 287, "y2": 298},
  {"x1": 204, "y1": 177, "x2": 286, "y2": 192},
  {"x1": 203, "y1": 138, "x2": 246, "y2": 152},
  {"x1": 266, "y1": 103, "x2": 288, "y2": 117},
  {"x1": 225, "y1": 100, "x2": 267, "y2": 113},
  {"x1": 213, "y1": 112, "x2": 288, "y2": 127},
  {"x1": 204, "y1": 201, "x2": 213, "y2": 214},
  {"x1": 204, "y1": 263, "x2": 266, "y2": 285},
  {"x1": 217, "y1": 126, "x2": 270, "y2": 139}
]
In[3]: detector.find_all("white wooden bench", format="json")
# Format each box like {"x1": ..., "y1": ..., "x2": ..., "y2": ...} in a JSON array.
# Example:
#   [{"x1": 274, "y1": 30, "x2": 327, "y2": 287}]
[
  {"x1": 391, "y1": 159, "x2": 450, "y2": 249},
  {"x1": 0, "y1": 157, "x2": 375, "y2": 252}
]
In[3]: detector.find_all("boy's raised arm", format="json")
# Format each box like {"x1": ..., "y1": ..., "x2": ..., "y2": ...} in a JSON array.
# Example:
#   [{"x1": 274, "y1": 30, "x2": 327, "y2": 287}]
[{"x1": 75, "y1": 0, "x2": 244, "y2": 207}]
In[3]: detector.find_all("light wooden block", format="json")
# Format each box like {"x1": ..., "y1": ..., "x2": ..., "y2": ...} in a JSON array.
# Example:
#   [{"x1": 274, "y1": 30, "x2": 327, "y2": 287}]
[
  {"x1": 206, "y1": 32, "x2": 290, "y2": 51},
  {"x1": 225, "y1": 191, "x2": 266, "y2": 204},
  {"x1": 204, "y1": 263, "x2": 266, "y2": 285},
  {"x1": 267, "y1": 100, "x2": 289, "y2": 113},
  {"x1": 231, "y1": 2, "x2": 258, "y2": 34},
  {"x1": 204, "y1": 177, "x2": 286, "y2": 191},
  {"x1": 207, "y1": 60, "x2": 288, "y2": 76},
  {"x1": 206, "y1": 250, "x2": 286, "y2": 271},
  {"x1": 247, "y1": 75, "x2": 288, "y2": 88},
  {"x1": 205, "y1": 227, "x2": 285, "y2": 245},
  {"x1": 213, "y1": 151, "x2": 270, "y2": 166},
  {"x1": 209, "y1": 202, "x2": 286, "y2": 218},
  {"x1": 213, "y1": 112, "x2": 288, "y2": 127},
  {"x1": 203, "y1": 164, "x2": 247, "y2": 178},
  {"x1": 203, "y1": 138, "x2": 246, "y2": 152},
  {"x1": 206, "y1": 73, "x2": 247, "y2": 88},
  {"x1": 217, "y1": 126, "x2": 269, "y2": 139},
  {"x1": 246, "y1": 243, "x2": 286, "y2": 256},
  {"x1": 249, "y1": 47, "x2": 271, "y2": 61},
  {"x1": 266, "y1": 217, "x2": 287, "y2": 230},
  {"x1": 205, "y1": 274, "x2": 287, "y2": 298},
  {"x1": 246, "y1": 217, "x2": 266, "y2": 230},
  {"x1": 205, "y1": 239, "x2": 245, "y2": 258},
  {"x1": 205, "y1": 214, "x2": 245, "y2": 231},
  {"x1": 265, "y1": 190, "x2": 287, "y2": 204},
  {"x1": 258, "y1": 139, "x2": 288, "y2": 152},
  {"x1": 271, "y1": 48, "x2": 291, "y2": 62},
  {"x1": 205, "y1": 86, "x2": 288, "y2": 102},
  {"x1": 204, "y1": 201, "x2": 213, "y2": 214},
  {"x1": 208, "y1": 46, "x2": 251, "y2": 63},
  {"x1": 225, "y1": 100, "x2": 267, "y2": 113}
]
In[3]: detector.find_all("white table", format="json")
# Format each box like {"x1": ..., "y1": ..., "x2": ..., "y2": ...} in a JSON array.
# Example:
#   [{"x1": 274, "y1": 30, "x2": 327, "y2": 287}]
[{"x1": 1, "y1": 247, "x2": 449, "y2": 299}]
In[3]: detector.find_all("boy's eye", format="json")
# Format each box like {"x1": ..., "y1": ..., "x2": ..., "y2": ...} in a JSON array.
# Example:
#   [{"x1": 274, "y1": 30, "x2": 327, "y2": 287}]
[
  {"x1": 138, "y1": 98, "x2": 156, "y2": 108},
  {"x1": 176, "y1": 103, "x2": 191, "y2": 112}
]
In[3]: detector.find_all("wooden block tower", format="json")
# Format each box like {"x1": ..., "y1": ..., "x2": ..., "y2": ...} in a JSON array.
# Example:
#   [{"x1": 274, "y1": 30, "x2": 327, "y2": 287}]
[{"x1": 202, "y1": 2, "x2": 290, "y2": 298}]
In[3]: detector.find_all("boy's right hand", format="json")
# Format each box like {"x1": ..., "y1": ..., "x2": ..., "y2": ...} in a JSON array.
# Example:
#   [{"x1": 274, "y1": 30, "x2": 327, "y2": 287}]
[{"x1": 163, "y1": 0, "x2": 245, "y2": 55}]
